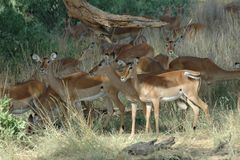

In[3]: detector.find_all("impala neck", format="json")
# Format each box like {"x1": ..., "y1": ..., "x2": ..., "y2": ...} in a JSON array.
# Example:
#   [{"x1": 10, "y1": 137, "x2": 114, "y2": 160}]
[
  {"x1": 130, "y1": 64, "x2": 141, "y2": 94},
  {"x1": 103, "y1": 64, "x2": 138, "y2": 97},
  {"x1": 44, "y1": 67, "x2": 67, "y2": 102}
]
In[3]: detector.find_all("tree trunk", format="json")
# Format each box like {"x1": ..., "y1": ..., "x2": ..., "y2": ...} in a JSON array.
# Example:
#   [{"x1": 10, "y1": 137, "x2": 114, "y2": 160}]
[{"x1": 64, "y1": 0, "x2": 168, "y2": 36}]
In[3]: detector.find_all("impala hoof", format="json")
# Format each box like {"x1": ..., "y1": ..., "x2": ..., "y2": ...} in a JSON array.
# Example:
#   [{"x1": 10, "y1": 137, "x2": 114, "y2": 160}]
[{"x1": 193, "y1": 126, "x2": 197, "y2": 130}]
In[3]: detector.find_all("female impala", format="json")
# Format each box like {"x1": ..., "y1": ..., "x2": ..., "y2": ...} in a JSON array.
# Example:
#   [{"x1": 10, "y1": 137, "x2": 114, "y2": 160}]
[
  {"x1": 120, "y1": 58, "x2": 210, "y2": 133},
  {"x1": 0, "y1": 80, "x2": 45, "y2": 114},
  {"x1": 104, "y1": 42, "x2": 155, "y2": 63}
]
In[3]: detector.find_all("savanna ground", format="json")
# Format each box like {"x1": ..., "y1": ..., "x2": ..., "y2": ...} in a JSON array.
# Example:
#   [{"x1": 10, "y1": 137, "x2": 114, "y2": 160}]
[{"x1": 1, "y1": 0, "x2": 240, "y2": 159}]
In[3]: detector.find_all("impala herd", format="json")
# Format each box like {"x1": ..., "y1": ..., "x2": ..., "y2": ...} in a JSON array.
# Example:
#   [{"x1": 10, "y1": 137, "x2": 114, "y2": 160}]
[{"x1": 1, "y1": 2, "x2": 240, "y2": 136}]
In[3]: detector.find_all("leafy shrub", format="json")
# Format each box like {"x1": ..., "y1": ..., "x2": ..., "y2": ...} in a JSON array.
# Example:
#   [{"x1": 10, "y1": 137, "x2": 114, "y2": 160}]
[
  {"x1": 0, "y1": 97, "x2": 26, "y2": 140},
  {"x1": 89, "y1": 0, "x2": 190, "y2": 17}
]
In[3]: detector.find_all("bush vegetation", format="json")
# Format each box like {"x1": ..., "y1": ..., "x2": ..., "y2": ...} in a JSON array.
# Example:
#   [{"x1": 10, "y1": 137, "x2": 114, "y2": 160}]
[{"x1": 0, "y1": 0, "x2": 240, "y2": 159}]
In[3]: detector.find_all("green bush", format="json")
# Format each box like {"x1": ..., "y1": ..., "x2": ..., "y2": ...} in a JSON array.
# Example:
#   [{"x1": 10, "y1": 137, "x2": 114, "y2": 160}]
[
  {"x1": 0, "y1": 97, "x2": 26, "y2": 140},
  {"x1": 89, "y1": 0, "x2": 190, "y2": 17}
]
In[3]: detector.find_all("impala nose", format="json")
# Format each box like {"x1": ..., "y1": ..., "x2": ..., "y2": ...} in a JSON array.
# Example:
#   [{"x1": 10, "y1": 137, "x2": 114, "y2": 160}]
[
  {"x1": 169, "y1": 50, "x2": 174, "y2": 55},
  {"x1": 120, "y1": 77, "x2": 126, "y2": 82},
  {"x1": 40, "y1": 68, "x2": 47, "y2": 74}
]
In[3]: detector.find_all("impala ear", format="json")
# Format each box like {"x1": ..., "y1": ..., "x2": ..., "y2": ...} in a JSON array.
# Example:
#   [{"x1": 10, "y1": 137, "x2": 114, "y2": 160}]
[
  {"x1": 116, "y1": 59, "x2": 126, "y2": 67},
  {"x1": 175, "y1": 36, "x2": 183, "y2": 43},
  {"x1": 128, "y1": 64, "x2": 133, "y2": 70},
  {"x1": 31, "y1": 53, "x2": 41, "y2": 62},
  {"x1": 234, "y1": 62, "x2": 240, "y2": 69},
  {"x1": 50, "y1": 52, "x2": 58, "y2": 61},
  {"x1": 165, "y1": 37, "x2": 170, "y2": 42},
  {"x1": 103, "y1": 54, "x2": 110, "y2": 60},
  {"x1": 133, "y1": 57, "x2": 139, "y2": 64},
  {"x1": 90, "y1": 42, "x2": 96, "y2": 48}
]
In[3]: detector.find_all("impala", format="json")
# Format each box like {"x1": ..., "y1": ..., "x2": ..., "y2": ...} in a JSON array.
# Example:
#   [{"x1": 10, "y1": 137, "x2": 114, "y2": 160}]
[
  {"x1": 167, "y1": 56, "x2": 240, "y2": 107},
  {"x1": 32, "y1": 86, "x2": 66, "y2": 123},
  {"x1": 164, "y1": 36, "x2": 182, "y2": 55},
  {"x1": 31, "y1": 52, "x2": 81, "y2": 79},
  {"x1": 169, "y1": 56, "x2": 240, "y2": 84},
  {"x1": 32, "y1": 53, "x2": 126, "y2": 132},
  {"x1": 120, "y1": 58, "x2": 209, "y2": 133},
  {"x1": 116, "y1": 56, "x2": 165, "y2": 74},
  {"x1": 63, "y1": 18, "x2": 90, "y2": 39},
  {"x1": 154, "y1": 54, "x2": 174, "y2": 70},
  {"x1": 116, "y1": 55, "x2": 190, "y2": 112},
  {"x1": 0, "y1": 80, "x2": 45, "y2": 114},
  {"x1": 163, "y1": 21, "x2": 206, "y2": 55},
  {"x1": 160, "y1": 15, "x2": 181, "y2": 31},
  {"x1": 102, "y1": 27, "x2": 142, "y2": 45},
  {"x1": 233, "y1": 62, "x2": 240, "y2": 112},
  {"x1": 103, "y1": 43, "x2": 133, "y2": 58},
  {"x1": 130, "y1": 34, "x2": 147, "y2": 46},
  {"x1": 224, "y1": 1, "x2": 240, "y2": 14},
  {"x1": 104, "y1": 42, "x2": 155, "y2": 63},
  {"x1": 115, "y1": 42, "x2": 155, "y2": 63},
  {"x1": 173, "y1": 23, "x2": 206, "y2": 39},
  {"x1": 159, "y1": 5, "x2": 183, "y2": 31},
  {"x1": 31, "y1": 52, "x2": 85, "y2": 127}
]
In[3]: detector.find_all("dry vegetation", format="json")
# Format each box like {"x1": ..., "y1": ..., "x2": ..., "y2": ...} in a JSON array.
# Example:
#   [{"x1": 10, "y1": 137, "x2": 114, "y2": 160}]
[{"x1": 1, "y1": 0, "x2": 240, "y2": 159}]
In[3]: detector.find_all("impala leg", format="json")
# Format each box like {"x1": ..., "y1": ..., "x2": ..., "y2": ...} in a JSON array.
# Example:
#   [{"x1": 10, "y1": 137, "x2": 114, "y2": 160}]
[
  {"x1": 186, "y1": 99, "x2": 199, "y2": 130},
  {"x1": 102, "y1": 97, "x2": 114, "y2": 129},
  {"x1": 140, "y1": 101, "x2": 152, "y2": 133},
  {"x1": 192, "y1": 96, "x2": 209, "y2": 120},
  {"x1": 145, "y1": 103, "x2": 152, "y2": 133},
  {"x1": 130, "y1": 102, "x2": 137, "y2": 137},
  {"x1": 207, "y1": 84, "x2": 213, "y2": 108},
  {"x1": 176, "y1": 100, "x2": 188, "y2": 122},
  {"x1": 107, "y1": 91, "x2": 125, "y2": 133},
  {"x1": 74, "y1": 101, "x2": 86, "y2": 122},
  {"x1": 85, "y1": 107, "x2": 93, "y2": 127},
  {"x1": 152, "y1": 99, "x2": 160, "y2": 134},
  {"x1": 188, "y1": 96, "x2": 210, "y2": 128},
  {"x1": 237, "y1": 94, "x2": 240, "y2": 113}
]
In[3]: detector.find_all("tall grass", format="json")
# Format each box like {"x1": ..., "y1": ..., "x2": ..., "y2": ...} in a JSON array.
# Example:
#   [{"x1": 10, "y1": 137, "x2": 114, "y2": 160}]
[{"x1": 1, "y1": 0, "x2": 240, "y2": 159}]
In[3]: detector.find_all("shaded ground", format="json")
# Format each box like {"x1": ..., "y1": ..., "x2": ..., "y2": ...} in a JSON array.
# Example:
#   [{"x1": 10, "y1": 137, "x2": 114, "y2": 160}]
[{"x1": 117, "y1": 134, "x2": 240, "y2": 160}]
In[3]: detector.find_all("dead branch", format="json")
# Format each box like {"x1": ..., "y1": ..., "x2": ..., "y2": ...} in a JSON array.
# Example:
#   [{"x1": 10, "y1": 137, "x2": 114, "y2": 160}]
[{"x1": 64, "y1": 0, "x2": 168, "y2": 35}]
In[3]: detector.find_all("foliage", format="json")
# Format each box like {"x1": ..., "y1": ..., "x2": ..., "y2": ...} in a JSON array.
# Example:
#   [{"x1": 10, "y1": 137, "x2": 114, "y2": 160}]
[
  {"x1": 0, "y1": 0, "x2": 51, "y2": 63},
  {"x1": 0, "y1": 0, "x2": 190, "y2": 63},
  {"x1": 0, "y1": 97, "x2": 26, "y2": 140},
  {"x1": 88, "y1": 0, "x2": 190, "y2": 17}
]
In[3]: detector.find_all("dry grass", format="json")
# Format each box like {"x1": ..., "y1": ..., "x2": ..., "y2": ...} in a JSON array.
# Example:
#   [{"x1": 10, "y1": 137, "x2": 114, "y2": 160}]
[
  {"x1": 1, "y1": 0, "x2": 240, "y2": 159},
  {"x1": 1, "y1": 110, "x2": 240, "y2": 159}
]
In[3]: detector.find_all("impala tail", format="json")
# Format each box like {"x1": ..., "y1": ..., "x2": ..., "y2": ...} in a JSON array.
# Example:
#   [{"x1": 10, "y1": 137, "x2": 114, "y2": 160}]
[{"x1": 184, "y1": 70, "x2": 201, "y2": 80}]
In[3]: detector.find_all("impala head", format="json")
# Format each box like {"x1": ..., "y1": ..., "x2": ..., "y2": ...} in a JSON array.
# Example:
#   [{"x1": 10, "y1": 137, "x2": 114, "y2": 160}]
[
  {"x1": 28, "y1": 113, "x2": 41, "y2": 125},
  {"x1": 88, "y1": 54, "x2": 112, "y2": 76},
  {"x1": 89, "y1": 59, "x2": 107, "y2": 76},
  {"x1": 27, "y1": 113, "x2": 42, "y2": 131},
  {"x1": 120, "y1": 58, "x2": 139, "y2": 82},
  {"x1": 31, "y1": 52, "x2": 58, "y2": 74},
  {"x1": 234, "y1": 62, "x2": 240, "y2": 69},
  {"x1": 165, "y1": 36, "x2": 183, "y2": 56}
]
